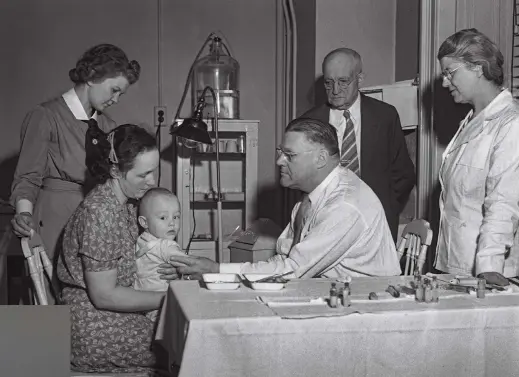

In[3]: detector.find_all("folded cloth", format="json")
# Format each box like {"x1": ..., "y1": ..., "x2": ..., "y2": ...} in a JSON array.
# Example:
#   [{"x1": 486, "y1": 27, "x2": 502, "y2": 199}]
[
  {"x1": 256, "y1": 296, "x2": 327, "y2": 307},
  {"x1": 257, "y1": 296, "x2": 364, "y2": 319}
]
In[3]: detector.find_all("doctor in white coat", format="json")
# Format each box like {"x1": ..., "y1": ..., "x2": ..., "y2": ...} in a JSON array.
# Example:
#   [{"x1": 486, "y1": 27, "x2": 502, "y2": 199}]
[{"x1": 435, "y1": 28, "x2": 519, "y2": 286}]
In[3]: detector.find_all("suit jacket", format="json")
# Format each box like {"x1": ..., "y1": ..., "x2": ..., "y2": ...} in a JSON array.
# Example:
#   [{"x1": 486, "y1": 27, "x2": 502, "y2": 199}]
[{"x1": 301, "y1": 93, "x2": 416, "y2": 241}]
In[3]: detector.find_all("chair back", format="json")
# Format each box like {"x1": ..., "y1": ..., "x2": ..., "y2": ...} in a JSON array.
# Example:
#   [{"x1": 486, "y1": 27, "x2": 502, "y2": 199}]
[
  {"x1": 20, "y1": 233, "x2": 53, "y2": 305},
  {"x1": 397, "y1": 219, "x2": 433, "y2": 275}
]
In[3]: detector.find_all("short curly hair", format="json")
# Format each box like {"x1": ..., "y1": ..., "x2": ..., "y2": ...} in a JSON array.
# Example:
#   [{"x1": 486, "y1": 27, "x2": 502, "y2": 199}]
[
  {"x1": 69, "y1": 43, "x2": 140, "y2": 85},
  {"x1": 437, "y1": 28, "x2": 504, "y2": 86}
]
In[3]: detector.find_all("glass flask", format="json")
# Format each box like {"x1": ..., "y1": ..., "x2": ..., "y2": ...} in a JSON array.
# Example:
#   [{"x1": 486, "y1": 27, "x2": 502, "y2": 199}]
[{"x1": 192, "y1": 36, "x2": 240, "y2": 119}]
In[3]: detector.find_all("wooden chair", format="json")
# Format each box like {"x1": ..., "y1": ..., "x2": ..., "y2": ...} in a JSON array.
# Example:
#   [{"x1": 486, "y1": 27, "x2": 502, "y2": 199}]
[
  {"x1": 397, "y1": 219, "x2": 433, "y2": 275},
  {"x1": 20, "y1": 233, "x2": 53, "y2": 305}
]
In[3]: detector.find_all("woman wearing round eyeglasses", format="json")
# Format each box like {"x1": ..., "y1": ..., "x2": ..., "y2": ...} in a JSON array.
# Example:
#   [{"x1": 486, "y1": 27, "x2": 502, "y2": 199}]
[{"x1": 435, "y1": 28, "x2": 519, "y2": 286}]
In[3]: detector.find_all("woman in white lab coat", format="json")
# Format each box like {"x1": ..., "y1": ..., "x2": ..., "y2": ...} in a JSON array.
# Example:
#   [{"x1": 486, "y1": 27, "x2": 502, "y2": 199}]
[{"x1": 435, "y1": 28, "x2": 519, "y2": 286}]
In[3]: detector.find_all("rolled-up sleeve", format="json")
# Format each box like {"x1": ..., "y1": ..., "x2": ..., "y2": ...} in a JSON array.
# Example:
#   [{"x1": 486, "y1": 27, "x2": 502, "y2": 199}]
[
  {"x1": 220, "y1": 202, "x2": 368, "y2": 278},
  {"x1": 476, "y1": 117, "x2": 519, "y2": 275},
  {"x1": 10, "y1": 106, "x2": 52, "y2": 208}
]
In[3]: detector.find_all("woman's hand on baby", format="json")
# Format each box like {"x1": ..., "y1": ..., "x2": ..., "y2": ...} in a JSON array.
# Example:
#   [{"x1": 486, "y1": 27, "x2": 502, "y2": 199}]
[
  {"x1": 157, "y1": 263, "x2": 182, "y2": 281},
  {"x1": 169, "y1": 255, "x2": 219, "y2": 281}
]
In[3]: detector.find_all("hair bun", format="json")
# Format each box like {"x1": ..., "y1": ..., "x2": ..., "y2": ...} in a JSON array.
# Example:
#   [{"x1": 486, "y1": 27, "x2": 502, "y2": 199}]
[
  {"x1": 129, "y1": 60, "x2": 141, "y2": 75},
  {"x1": 69, "y1": 68, "x2": 80, "y2": 83}
]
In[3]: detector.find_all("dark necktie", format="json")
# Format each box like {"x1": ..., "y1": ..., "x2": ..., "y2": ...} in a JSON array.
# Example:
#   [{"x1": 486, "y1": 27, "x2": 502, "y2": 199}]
[
  {"x1": 340, "y1": 110, "x2": 360, "y2": 176},
  {"x1": 82, "y1": 118, "x2": 101, "y2": 147},
  {"x1": 291, "y1": 194, "x2": 311, "y2": 248},
  {"x1": 82, "y1": 118, "x2": 98, "y2": 129}
]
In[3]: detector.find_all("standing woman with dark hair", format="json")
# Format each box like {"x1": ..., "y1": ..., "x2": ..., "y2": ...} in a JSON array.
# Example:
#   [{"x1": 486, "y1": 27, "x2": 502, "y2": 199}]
[
  {"x1": 9, "y1": 44, "x2": 140, "y2": 302},
  {"x1": 435, "y1": 29, "x2": 519, "y2": 286},
  {"x1": 57, "y1": 124, "x2": 174, "y2": 374}
]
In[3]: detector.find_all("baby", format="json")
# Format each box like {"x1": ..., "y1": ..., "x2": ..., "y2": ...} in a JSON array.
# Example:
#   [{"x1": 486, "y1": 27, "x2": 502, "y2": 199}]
[{"x1": 133, "y1": 187, "x2": 185, "y2": 322}]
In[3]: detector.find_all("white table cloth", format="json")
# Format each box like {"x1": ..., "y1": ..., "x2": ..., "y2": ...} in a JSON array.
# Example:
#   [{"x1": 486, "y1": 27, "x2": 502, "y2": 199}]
[{"x1": 155, "y1": 276, "x2": 519, "y2": 377}]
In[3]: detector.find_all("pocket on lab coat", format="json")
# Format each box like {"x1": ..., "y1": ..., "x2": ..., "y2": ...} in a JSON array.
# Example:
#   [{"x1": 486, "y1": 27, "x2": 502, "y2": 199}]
[
  {"x1": 457, "y1": 136, "x2": 492, "y2": 198},
  {"x1": 444, "y1": 213, "x2": 479, "y2": 274},
  {"x1": 457, "y1": 136, "x2": 492, "y2": 169}
]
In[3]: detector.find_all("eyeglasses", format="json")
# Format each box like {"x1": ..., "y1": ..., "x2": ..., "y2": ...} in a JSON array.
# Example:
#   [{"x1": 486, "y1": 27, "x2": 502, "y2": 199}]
[
  {"x1": 441, "y1": 64, "x2": 466, "y2": 81},
  {"x1": 276, "y1": 147, "x2": 316, "y2": 162},
  {"x1": 324, "y1": 76, "x2": 357, "y2": 90}
]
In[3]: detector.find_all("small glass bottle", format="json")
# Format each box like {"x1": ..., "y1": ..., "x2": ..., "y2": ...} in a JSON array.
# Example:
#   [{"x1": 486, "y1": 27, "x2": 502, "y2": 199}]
[
  {"x1": 424, "y1": 281, "x2": 433, "y2": 303},
  {"x1": 415, "y1": 279, "x2": 424, "y2": 302},
  {"x1": 329, "y1": 282, "x2": 338, "y2": 308},
  {"x1": 337, "y1": 286, "x2": 344, "y2": 307},
  {"x1": 477, "y1": 278, "x2": 486, "y2": 299},
  {"x1": 343, "y1": 282, "x2": 351, "y2": 307},
  {"x1": 238, "y1": 135, "x2": 245, "y2": 153},
  {"x1": 413, "y1": 268, "x2": 421, "y2": 288},
  {"x1": 431, "y1": 276, "x2": 439, "y2": 303}
]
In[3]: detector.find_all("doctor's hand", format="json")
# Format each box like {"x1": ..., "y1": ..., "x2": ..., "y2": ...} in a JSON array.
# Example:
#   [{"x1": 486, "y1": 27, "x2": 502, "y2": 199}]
[
  {"x1": 11, "y1": 212, "x2": 35, "y2": 238},
  {"x1": 169, "y1": 255, "x2": 219, "y2": 281},
  {"x1": 478, "y1": 271, "x2": 509, "y2": 287},
  {"x1": 157, "y1": 262, "x2": 182, "y2": 281}
]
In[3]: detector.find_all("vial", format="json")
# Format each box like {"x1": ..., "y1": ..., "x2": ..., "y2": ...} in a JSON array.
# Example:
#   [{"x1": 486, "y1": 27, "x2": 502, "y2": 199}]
[
  {"x1": 413, "y1": 273, "x2": 422, "y2": 290},
  {"x1": 424, "y1": 281, "x2": 433, "y2": 303},
  {"x1": 337, "y1": 286, "x2": 344, "y2": 307},
  {"x1": 431, "y1": 276, "x2": 439, "y2": 303},
  {"x1": 477, "y1": 278, "x2": 486, "y2": 299},
  {"x1": 413, "y1": 268, "x2": 421, "y2": 284},
  {"x1": 329, "y1": 282, "x2": 338, "y2": 308},
  {"x1": 415, "y1": 280, "x2": 424, "y2": 302},
  {"x1": 238, "y1": 135, "x2": 245, "y2": 153},
  {"x1": 343, "y1": 283, "x2": 351, "y2": 307}
]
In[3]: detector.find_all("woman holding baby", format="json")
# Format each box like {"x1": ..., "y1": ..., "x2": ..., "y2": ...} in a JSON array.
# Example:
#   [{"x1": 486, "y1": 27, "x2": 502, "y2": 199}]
[{"x1": 56, "y1": 123, "x2": 179, "y2": 374}]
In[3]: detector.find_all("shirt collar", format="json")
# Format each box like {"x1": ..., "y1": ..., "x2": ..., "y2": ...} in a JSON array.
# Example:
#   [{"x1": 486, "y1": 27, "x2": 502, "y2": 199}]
[
  {"x1": 329, "y1": 91, "x2": 361, "y2": 122},
  {"x1": 307, "y1": 165, "x2": 341, "y2": 204},
  {"x1": 62, "y1": 87, "x2": 97, "y2": 121},
  {"x1": 481, "y1": 89, "x2": 512, "y2": 121}
]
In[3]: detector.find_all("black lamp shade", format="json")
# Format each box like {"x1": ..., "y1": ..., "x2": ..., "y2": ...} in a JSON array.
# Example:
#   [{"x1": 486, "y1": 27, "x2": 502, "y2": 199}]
[{"x1": 172, "y1": 118, "x2": 213, "y2": 145}]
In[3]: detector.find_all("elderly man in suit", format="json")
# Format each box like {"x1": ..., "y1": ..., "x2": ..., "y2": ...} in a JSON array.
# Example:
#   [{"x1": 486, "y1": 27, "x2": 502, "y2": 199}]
[{"x1": 302, "y1": 48, "x2": 416, "y2": 242}]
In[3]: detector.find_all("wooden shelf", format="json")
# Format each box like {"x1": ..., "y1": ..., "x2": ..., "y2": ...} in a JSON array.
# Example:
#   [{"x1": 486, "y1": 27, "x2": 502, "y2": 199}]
[
  {"x1": 191, "y1": 192, "x2": 245, "y2": 202},
  {"x1": 193, "y1": 152, "x2": 245, "y2": 160},
  {"x1": 176, "y1": 119, "x2": 259, "y2": 262}
]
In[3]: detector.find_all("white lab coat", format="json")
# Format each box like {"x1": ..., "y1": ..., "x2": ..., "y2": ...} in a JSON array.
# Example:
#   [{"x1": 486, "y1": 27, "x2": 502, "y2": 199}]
[{"x1": 436, "y1": 89, "x2": 519, "y2": 277}]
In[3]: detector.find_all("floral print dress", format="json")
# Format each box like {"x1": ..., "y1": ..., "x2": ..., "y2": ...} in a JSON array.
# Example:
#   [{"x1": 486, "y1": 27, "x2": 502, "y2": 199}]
[{"x1": 57, "y1": 182, "x2": 162, "y2": 374}]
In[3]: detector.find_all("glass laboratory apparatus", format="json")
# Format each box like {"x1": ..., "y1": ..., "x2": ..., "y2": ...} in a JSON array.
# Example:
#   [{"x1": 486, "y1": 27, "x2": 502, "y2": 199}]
[{"x1": 192, "y1": 36, "x2": 240, "y2": 119}]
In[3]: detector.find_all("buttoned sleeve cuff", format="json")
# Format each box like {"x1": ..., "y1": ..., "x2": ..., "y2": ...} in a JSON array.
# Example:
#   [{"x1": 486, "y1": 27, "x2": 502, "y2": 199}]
[
  {"x1": 16, "y1": 199, "x2": 33, "y2": 215},
  {"x1": 476, "y1": 254, "x2": 505, "y2": 276},
  {"x1": 219, "y1": 263, "x2": 244, "y2": 274}
]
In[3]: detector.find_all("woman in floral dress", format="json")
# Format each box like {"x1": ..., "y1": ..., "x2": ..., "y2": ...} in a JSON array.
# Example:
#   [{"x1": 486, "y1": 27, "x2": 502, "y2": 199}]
[{"x1": 57, "y1": 123, "x2": 176, "y2": 374}]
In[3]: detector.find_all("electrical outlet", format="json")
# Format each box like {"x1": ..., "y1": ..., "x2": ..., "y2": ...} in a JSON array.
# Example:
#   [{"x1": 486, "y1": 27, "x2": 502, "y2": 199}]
[{"x1": 154, "y1": 106, "x2": 167, "y2": 126}]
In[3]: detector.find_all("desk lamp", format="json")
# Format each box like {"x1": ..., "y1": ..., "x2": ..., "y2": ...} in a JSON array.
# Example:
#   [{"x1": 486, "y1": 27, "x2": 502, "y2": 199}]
[{"x1": 171, "y1": 86, "x2": 224, "y2": 261}]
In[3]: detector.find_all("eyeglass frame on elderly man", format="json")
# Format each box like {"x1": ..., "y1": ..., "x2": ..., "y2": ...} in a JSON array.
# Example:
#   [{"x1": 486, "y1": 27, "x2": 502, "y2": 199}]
[
  {"x1": 276, "y1": 147, "x2": 317, "y2": 162},
  {"x1": 441, "y1": 63, "x2": 466, "y2": 81},
  {"x1": 323, "y1": 74, "x2": 359, "y2": 90}
]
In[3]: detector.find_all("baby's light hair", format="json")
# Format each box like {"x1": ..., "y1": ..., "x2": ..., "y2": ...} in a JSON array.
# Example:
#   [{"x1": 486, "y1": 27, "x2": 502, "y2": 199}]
[{"x1": 139, "y1": 187, "x2": 178, "y2": 217}]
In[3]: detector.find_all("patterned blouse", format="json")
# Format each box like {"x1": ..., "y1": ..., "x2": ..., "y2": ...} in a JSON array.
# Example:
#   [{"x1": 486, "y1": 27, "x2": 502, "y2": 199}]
[{"x1": 58, "y1": 182, "x2": 138, "y2": 291}]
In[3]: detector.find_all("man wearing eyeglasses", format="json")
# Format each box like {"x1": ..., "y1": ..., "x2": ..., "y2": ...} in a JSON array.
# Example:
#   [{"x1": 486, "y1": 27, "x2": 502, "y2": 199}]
[
  {"x1": 167, "y1": 118, "x2": 401, "y2": 280},
  {"x1": 301, "y1": 48, "x2": 416, "y2": 242}
]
